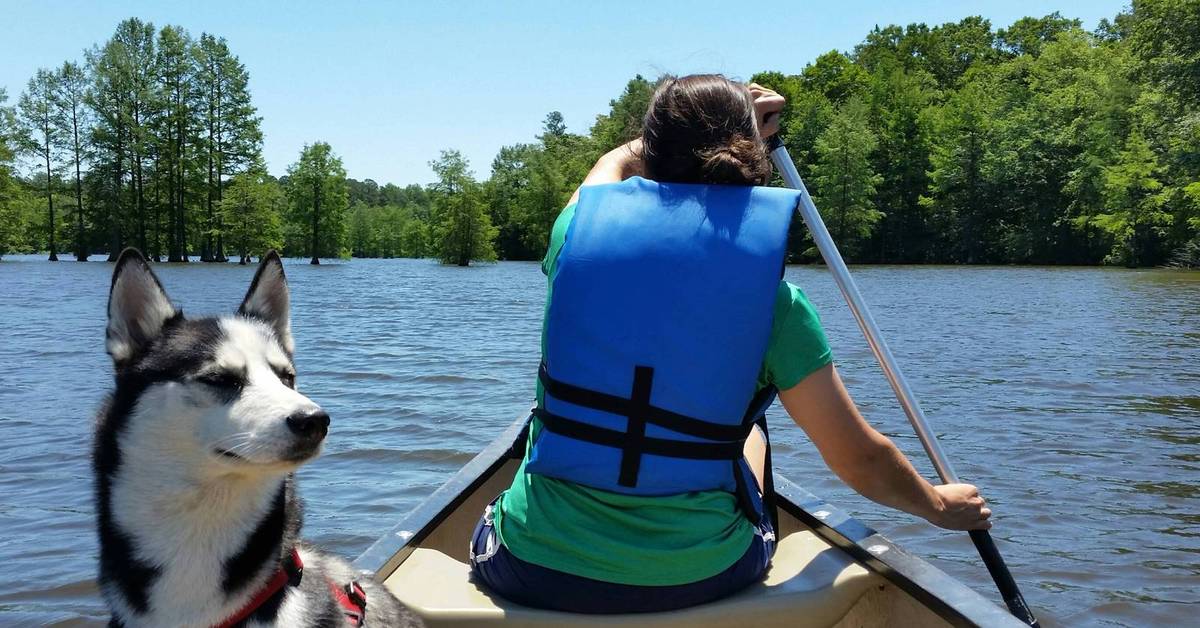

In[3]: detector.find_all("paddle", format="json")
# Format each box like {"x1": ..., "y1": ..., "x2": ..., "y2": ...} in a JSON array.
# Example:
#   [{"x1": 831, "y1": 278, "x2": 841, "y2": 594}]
[{"x1": 767, "y1": 136, "x2": 1041, "y2": 627}]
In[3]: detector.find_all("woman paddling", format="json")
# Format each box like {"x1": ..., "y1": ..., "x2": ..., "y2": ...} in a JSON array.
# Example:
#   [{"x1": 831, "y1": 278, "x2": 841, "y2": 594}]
[{"x1": 469, "y1": 74, "x2": 993, "y2": 614}]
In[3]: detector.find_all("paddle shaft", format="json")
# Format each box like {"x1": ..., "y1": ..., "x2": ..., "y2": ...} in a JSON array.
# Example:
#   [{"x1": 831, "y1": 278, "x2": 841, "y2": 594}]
[{"x1": 768, "y1": 138, "x2": 1040, "y2": 627}]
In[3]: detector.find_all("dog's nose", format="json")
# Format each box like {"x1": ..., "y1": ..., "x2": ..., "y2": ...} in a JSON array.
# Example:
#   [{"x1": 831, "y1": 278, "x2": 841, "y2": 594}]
[{"x1": 285, "y1": 410, "x2": 330, "y2": 441}]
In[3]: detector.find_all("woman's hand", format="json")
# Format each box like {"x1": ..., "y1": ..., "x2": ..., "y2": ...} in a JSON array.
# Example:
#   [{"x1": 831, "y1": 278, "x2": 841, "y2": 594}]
[
  {"x1": 930, "y1": 483, "x2": 993, "y2": 531},
  {"x1": 747, "y1": 83, "x2": 785, "y2": 139}
]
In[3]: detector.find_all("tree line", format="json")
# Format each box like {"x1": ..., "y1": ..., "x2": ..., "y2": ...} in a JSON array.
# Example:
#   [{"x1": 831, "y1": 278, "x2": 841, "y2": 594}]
[
  {"x1": 335, "y1": 0, "x2": 1200, "y2": 268},
  {"x1": 3, "y1": 1, "x2": 1197, "y2": 267},
  {"x1": 0, "y1": 18, "x2": 358, "y2": 264}
]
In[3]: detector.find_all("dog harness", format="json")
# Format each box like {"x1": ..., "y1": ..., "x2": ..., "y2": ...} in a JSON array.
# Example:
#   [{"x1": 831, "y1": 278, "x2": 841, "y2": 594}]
[
  {"x1": 526, "y1": 176, "x2": 798, "y2": 522},
  {"x1": 213, "y1": 548, "x2": 368, "y2": 628}
]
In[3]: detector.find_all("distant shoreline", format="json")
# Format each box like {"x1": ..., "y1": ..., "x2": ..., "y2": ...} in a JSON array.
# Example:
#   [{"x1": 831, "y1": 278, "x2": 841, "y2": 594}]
[{"x1": 2, "y1": 252, "x2": 1196, "y2": 271}]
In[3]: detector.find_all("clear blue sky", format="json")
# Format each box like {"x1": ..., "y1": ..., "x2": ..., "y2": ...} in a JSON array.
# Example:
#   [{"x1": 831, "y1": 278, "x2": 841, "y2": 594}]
[{"x1": 2, "y1": 1, "x2": 1127, "y2": 186}]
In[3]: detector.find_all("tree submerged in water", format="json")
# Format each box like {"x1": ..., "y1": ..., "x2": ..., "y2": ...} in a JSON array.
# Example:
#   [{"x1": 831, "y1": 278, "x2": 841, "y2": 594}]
[
  {"x1": 286, "y1": 142, "x2": 349, "y2": 264},
  {"x1": 428, "y1": 150, "x2": 497, "y2": 266},
  {"x1": 220, "y1": 169, "x2": 283, "y2": 264}
]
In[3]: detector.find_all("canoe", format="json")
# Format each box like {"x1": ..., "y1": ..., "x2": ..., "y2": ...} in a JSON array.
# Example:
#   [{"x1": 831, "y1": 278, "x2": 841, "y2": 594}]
[{"x1": 354, "y1": 414, "x2": 1024, "y2": 627}]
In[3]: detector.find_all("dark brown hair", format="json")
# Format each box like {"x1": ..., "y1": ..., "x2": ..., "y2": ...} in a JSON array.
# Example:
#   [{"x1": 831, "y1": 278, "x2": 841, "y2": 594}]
[{"x1": 640, "y1": 74, "x2": 771, "y2": 186}]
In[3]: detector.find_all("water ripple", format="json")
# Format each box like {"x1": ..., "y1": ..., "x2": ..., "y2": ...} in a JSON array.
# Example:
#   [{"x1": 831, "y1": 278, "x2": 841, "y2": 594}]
[{"x1": 0, "y1": 257, "x2": 1197, "y2": 626}]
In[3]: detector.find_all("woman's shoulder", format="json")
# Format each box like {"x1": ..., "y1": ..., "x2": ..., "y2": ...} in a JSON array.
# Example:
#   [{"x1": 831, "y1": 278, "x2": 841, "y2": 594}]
[
  {"x1": 765, "y1": 280, "x2": 832, "y2": 390},
  {"x1": 773, "y1": 281, "x2": 821, "y2": 322}
]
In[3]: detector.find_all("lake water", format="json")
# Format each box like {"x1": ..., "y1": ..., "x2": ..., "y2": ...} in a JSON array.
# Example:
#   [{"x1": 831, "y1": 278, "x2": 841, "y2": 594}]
[{"x1": 0, "y1": 255, "x2": 1196, "y2": 627}]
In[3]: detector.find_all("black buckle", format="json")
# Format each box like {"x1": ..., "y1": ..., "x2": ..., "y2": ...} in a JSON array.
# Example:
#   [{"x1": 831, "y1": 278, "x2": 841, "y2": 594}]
[
  {"x1": 286, "y1": 554, "x2": 304, "y2": 587},
  {"x1": 342, "y1": 581, "x2": 367, "y2": 626},
  {"x1": 345, "y1": 580, "x2": 367, "y2": 609}
]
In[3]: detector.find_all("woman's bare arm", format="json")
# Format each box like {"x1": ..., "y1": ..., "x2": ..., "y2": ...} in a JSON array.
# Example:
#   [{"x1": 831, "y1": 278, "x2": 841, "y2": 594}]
[
  {"x1": 778, "y1": 363, "x2": 992, "y2": 531},
  {"x1": 567, "y1": 138, "x2": 644, "y2": 206}
]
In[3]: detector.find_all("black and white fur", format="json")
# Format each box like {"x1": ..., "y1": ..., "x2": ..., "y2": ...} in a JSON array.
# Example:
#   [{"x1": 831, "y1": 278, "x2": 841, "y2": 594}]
[{"x1": 95, "y1": 249, "x2": 419, "y2": 627}]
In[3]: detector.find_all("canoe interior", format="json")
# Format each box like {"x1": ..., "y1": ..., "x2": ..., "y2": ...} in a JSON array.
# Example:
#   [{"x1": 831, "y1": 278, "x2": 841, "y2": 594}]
[{"x1": 373, "y1": 457, "x2": 955, "y2": 627}]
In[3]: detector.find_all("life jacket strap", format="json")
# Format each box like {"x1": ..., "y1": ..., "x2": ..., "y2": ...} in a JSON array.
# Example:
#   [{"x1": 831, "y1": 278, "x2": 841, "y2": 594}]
[
  {"x1": 531, "y1": 408, "x2": 747, "y2": 462},
  {"x1": 536, "y1": 362, "x2": 778, "y2": 520},
  {"x1": 538, "y1": 363, "x2": 750, "y2": 442}
]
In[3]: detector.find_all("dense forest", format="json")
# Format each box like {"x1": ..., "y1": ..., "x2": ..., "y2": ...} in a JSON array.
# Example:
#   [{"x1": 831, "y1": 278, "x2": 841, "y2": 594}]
[{"x1": 1, "y1": 1, "x2": 1197, "y2": 267}]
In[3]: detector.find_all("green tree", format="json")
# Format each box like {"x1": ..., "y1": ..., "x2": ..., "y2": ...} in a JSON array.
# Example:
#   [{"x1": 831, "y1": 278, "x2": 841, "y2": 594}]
[
  {"x1": 809, "y1": 98, "x2": 883, "y2": 258},
  {"x1": 286, "y1": 141, "x2": 348, "y2": 264},
  {"x1": 16, "y1": 68, "x2": 62, "y2": 260},
  {"x1": 589, "y1": 75, "x2": 655, "y2": 152},
  {"x1": 1128, "y1": 0, "x2": 1200, "y2": 106},
  {"x1": 866, "y1": 61, "x2": 936, "y2": 261},
  {"x1": 87, "y1": 19, "x2": 166, "y2": 260},
  {"x1": 196, "y1": 33, "x2": 262, "y2": 261},
  {"x1": 429, "y1": 150, "x2": 496, "y2": 266},
  {"x1": 1090, "y1": 130, "x2": 1169, "y2": 265},
  {"x1": 220, "y1": 169, "x2": 283, "y2": 264},
  {"x1": 923, "y1": 77, "x2": 1000, "y2": 263},
  {"x1": 802, "y1": 51, "x2": 870, "y2": 103},
  {"x1": 54, "y1": 61, "x2": 92, "y2": 261},
  {"x1": 153, "y1": 24, "x2": 202, "y2": 262},
  {"x1": 996, "y1": 13, "x2": 1082, "y2": 57},
  {"x1": 907, "y1": 17, "x2": 997, "y2": 88},
  {"x1": 0, "y1": 89, "x2": 24, "y2": 258},
  {"x1": 485, "y1": 142, "x2": 539, "y2": 259},
  {"x1": 348, "y1": 202, "x2": 376, "y2": 257}
]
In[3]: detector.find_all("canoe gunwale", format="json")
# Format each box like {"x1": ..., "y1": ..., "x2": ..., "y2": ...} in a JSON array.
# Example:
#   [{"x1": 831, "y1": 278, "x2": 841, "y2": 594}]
[
  {"x1": 353, "y1": 414, "x2": 529, "y2": 578},
  {"x1": 771, "y1": 476, "x2": 1023, "y2": 627},
  {"x1": 354, "y1": 414, "x2": 1022, "y2": 627}
]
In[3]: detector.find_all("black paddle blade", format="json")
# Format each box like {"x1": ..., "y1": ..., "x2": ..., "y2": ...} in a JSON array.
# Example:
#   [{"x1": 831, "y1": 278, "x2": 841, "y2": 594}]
[{"x1": 969, "y1": 530, "x2": 1040, "y2": 626}]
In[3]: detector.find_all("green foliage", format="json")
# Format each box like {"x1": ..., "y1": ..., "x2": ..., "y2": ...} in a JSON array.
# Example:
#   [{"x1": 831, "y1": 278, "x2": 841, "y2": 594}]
[
  {"x1": 996, "y1": 12, "x2": 1081, "y2": 57},
  {"x1": 1089, "y1": 131, "x2": 1170, "y2": 265},
  {"x1": 589, "y1": 75, "x2": 655, "y2": 152},
  {"x1": 809, "y1": 99, "x2": 883, "y2": 257},
  {"x1": 195, "y1": 33, "x2": 262, "y2": 261},
  {"x1": 16, "y1": 68, "x2": 62, "y2": 258},
  {"x1": 54, "y1": 60, "x2": 93, "y2": 261},
  {"x1": 286, "y1": 141, "x2": 349, "y2": 263},
  {"x1": 922, "y1": 75, "x2": 1001, "y2": 263},
  {"x1": 1128, "y1": 0, "x2": 1200, "y2": 106},
  {"x1": 0, "y1": 88, "x2": 23, "y2": 257},
  {"x1": 429, "y1": 150, "x2": 497, "y2": 265},
  {"x1": 8, "y1": 6, "x2": 1196, "y2": 268},
  {"x1": 349, "y1": 203, "x2": 429, "y2": 258},
  {"x1": 220, "y1": 170, "x2": 283, "y2": 263},
  {"x1": 803, "y1": 51, "x2": 870, "y2": 103},
  {"x1": 866, "y1": 61, "x2": 937, "y2": 261},
  {"x1": 479, "y1": 111, "x2": 593, "y2": 261}
]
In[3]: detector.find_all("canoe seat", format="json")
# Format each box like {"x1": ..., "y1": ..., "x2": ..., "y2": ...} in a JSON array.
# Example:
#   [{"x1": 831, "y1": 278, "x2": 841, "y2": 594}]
[{"x1": 382, "y1": 528, "x2": 879, "y2": 627}]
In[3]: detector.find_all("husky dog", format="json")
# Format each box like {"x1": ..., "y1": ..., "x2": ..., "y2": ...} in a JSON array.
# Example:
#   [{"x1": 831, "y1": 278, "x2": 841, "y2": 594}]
[{"x1": 95, "y1": 249, "x2": 420, "y2": 627}]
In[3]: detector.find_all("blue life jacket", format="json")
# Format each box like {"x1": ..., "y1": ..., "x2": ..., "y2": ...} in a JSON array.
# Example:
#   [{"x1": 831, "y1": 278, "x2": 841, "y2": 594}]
[{"x1": 526, "y1": 176, "x2": 800, "y2": 520}]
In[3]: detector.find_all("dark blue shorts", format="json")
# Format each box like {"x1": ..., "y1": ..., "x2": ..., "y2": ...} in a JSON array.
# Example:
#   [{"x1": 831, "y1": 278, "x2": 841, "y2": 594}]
[{"x1": 468, "y1": 500, "x2": 777, "y2": 614}]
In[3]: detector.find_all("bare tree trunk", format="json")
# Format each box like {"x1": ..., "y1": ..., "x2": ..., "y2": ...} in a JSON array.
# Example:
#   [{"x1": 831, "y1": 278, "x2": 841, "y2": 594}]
[
  {"x1": 152, "y1": 151, "x2": 162, "y2": 261},
  {"x1": 44, "y1": 146, "x2": 58, "y2": 261},
  {"x1": 71, "y1": 105, "x2": 87, "y2": 261},
  {"x1": 108, "y1": 124, "x2": 124, "y2": 262},
  {"x1": 214, "y1": 75, "x2": 227, "y2": 262},
  {"x1": 177, "y1": 108, "x2": 189, "y2": 262},
  {"x1": 310, "y1": 180, "x2": 321, "y2": 264},
  {"x1": 202, "y1": 86, "x2": 214, "y2": 262},
  {"x1": 134, "y1": 134, "x2": 146, "y2": 253}
]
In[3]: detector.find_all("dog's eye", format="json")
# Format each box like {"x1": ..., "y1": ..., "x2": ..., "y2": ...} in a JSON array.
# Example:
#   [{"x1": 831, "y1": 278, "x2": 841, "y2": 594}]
[
  {"x1": 198, "y1": 371, "x2": 244, "y2": 390},
  {"x1": 278, "y1": 372, "x2": 296, "y2": 389}
]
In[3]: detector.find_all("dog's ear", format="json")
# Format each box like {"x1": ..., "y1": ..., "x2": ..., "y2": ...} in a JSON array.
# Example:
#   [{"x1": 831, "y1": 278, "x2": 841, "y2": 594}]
[
  {"x1": 238, "y1": 250, "x2": 293, "y2": 354},
  {"x1": 107, "y1": 248, "x2": 179, "y2": 367}
]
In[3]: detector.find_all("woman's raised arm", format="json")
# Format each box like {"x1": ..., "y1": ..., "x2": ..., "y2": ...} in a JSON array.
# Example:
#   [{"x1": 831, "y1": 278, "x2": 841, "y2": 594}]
[{"x1": 567, "y1": 138, "x2": 644, "y2": 206}]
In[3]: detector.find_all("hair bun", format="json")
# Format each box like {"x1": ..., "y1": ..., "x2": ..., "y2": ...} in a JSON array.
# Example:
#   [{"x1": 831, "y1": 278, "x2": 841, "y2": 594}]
[{"x1": 698, "y1": 135, "x2": 770, "y2": 185}]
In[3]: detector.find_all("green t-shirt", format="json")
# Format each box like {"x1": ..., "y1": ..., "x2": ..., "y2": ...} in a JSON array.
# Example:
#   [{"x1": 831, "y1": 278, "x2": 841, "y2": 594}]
[{"x1": 493, "y1": 201, "x2": 833, "y2": 586}]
